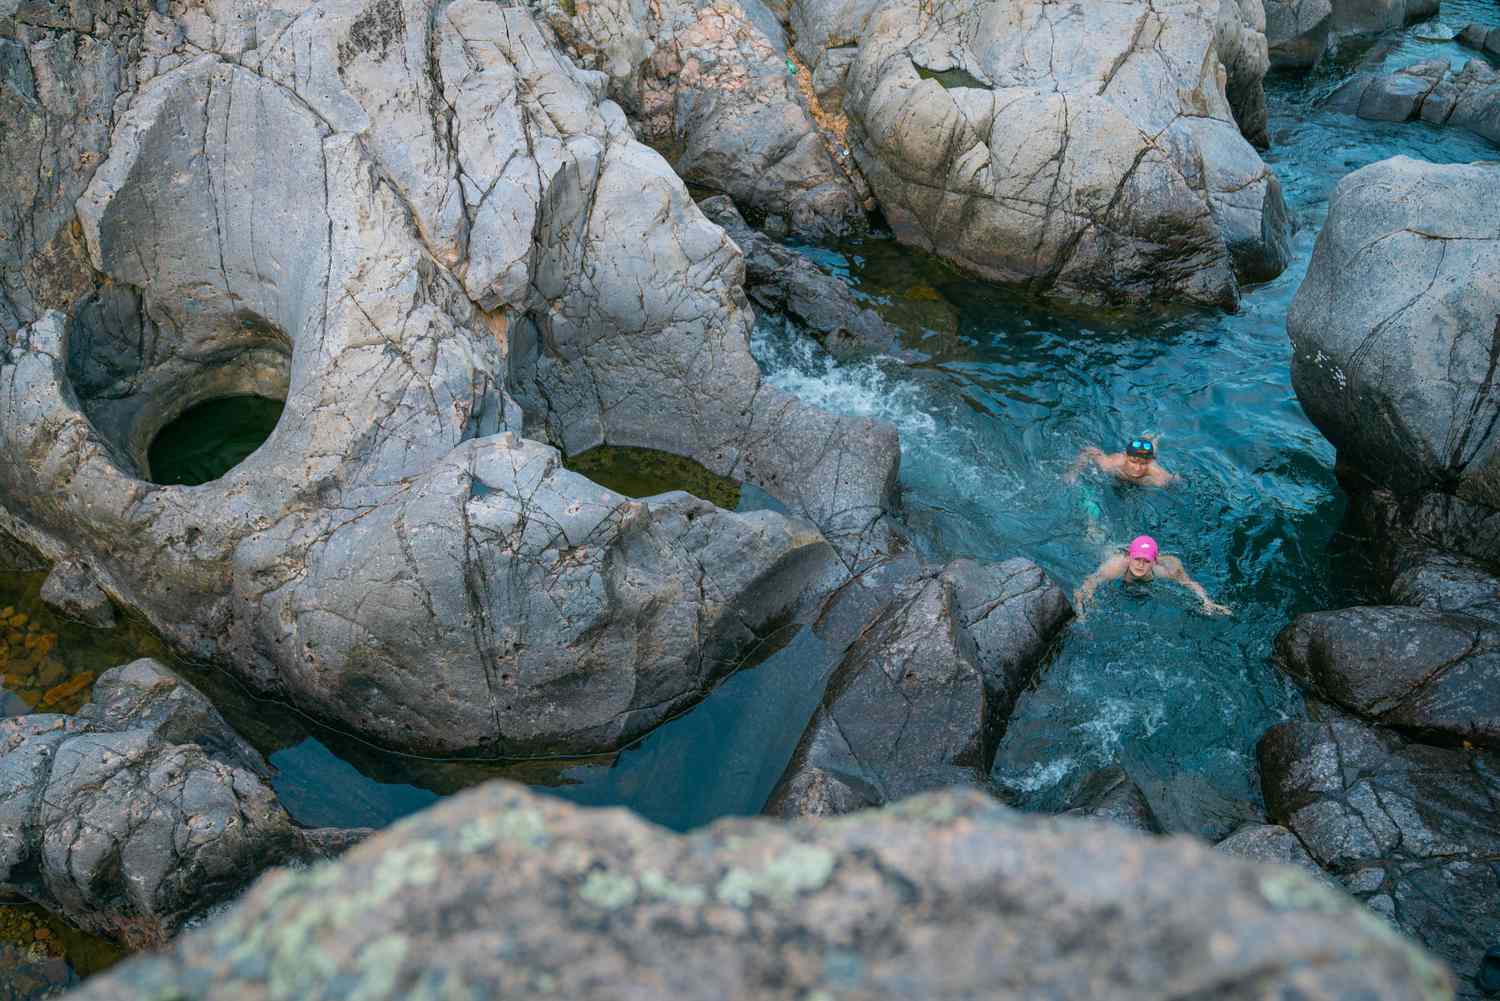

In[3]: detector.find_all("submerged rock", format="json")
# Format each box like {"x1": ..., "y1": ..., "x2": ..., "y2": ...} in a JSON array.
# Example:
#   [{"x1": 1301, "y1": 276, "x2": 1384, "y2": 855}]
[
  {"x1": 839, "y1": 0, "x2": 1290, "y2": 307},
  {"x1": 698, "y1": 195, "x2": 904, "y2": 360},
  {"x1": 1, "y1": 0, "x2": 903, "y2": 757},
  {"x1": 1289, "y1": 157, "x2": 1500, "y2": 511},
  {"x1": 0, "y1": 659, "x2": 364, "y2": 947},
  {"x1": 1260, "y1": 718, "x2": 1498, "y2": 997},
  {"x1": 38, "y1": 559, "x2": 114, "y2": 629},
  {"x1": 62, "y1": 781, "x2": 1454, "y2": 1000},
  {"x1": 767, "y1": 558, "x2": 1070, "y2": 817}
]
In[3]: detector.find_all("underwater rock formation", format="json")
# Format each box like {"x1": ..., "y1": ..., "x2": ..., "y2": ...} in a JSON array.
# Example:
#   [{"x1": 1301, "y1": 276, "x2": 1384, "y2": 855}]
[
  {"x1": 61, "y1": 781, "x2": 1454, "y2": 1000},
  {"x1": 835, "y1": 0, "x2": 1291, "y2": 307},
  {"x1": 0, "y1": 659, "x2": 363, "y2": 946},
  {"x1": 0, "y1": 0, "x2": 903, "y2": 757},
  {"x1": 767, "y1": 558, "x2": 1071, "y2": 817}
]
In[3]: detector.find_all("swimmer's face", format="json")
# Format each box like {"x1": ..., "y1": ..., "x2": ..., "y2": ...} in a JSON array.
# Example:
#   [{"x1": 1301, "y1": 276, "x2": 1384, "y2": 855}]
[
  {"x1": 1127, "y1": 556, "x2": 1154, "y2": 579},
  {"x1": 1123, "y1": 454, "x2": 1153, "y2": 479}
]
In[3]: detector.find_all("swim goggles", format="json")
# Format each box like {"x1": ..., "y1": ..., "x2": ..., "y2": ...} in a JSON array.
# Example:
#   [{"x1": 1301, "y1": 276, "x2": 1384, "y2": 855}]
[{"x1": 1126, "y1": 438, "x2": 1155, "y2": 458}]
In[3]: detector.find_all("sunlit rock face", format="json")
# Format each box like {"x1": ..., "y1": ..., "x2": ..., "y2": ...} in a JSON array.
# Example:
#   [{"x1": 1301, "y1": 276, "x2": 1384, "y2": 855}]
[
  {"x1": 832, "y1": 0, "x2": 1291, "y2": 307},
  {"x1": 0, "y1": 0, "x2": 900, "y2": 757}
]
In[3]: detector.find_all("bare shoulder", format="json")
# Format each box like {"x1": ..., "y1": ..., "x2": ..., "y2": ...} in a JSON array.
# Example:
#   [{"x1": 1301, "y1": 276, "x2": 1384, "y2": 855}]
[
  {"x1": 1098, "y1": 553, "x2": 1129, "y2": 578},
  {"x1": 1152, "y1": 466, "x2": 1179, "y2": 487},
  {"x1": 1098, "y1": 452, "x2": 1125, "y2": 471},
  {"x1": 1156, "y1": 554, "x2": 1187, "y2": 578}
]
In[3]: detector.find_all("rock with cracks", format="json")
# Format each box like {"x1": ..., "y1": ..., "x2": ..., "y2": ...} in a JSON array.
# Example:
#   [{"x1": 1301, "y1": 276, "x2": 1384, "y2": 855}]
[
  {"x1": 766, "y1": 558, "x2": 1071, "y2": 817},
  {"x1": 0, "y1": 659, "x2": 364, "y2": 947},
  {"x1": 1260, "y1": 718, "x2": 1498, "y2": 998},
  {"x1": 1274, "y1": 605, "x2": 1500, "y2": 749},
  {"x1": 61, "y1": 782, "x2": 1454, "y2": 1001},
  {"x1": 838, "y1": 0, "x2": 1291, "y2": 307},
  {"x1": 1289, "y1": 156, "x2": 1500, "y2": 510},
  {"x1": 1322, "y1": 58, "x2": 1500, "y2": 145},
  {"x1": 1264, "y1": 0, "x2": 1436, "y2": 67},
  {"x1": 530, "y1": 0, "x2": 867, "y2": 236},
  {"x1": 1, "y1": 0, "x2": 900, "y2": 757}
]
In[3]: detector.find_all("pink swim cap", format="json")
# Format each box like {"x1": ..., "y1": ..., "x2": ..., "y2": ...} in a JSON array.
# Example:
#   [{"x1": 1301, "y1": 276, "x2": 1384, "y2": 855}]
[{"x1": 1128, "y1": 535, "x2": 1159, "y2": 562}]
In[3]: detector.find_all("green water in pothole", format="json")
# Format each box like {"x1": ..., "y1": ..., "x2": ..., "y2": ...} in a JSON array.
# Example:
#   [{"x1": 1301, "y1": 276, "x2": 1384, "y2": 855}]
[
  {"x1": 915, "y1": 64, "x2": 991, "y2": 89},
  {"x1": 147, "y1": 396, "x2": 284, "y2": 486},
  {"x1": 563, "y1": 445, "x2": 742, "y2": 510}
]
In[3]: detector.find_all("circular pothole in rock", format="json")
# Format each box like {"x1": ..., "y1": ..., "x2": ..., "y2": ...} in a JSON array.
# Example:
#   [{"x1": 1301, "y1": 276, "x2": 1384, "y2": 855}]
[
  {"x1": 563, "y1": 446, "x2": 741, "y2": 509},
  {"x1": 146, "y1": 396, "x2": 285, "y2": 487}
]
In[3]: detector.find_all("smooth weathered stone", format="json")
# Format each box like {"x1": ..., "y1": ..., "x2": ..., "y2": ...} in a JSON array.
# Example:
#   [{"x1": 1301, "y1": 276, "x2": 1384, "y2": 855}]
[
  {"x1": 0, "y1": 659, "x2": 364, "y2": 947},
  {"x1": 38, "y1": 558, "x2": 114, "y2": 628},
  {"x1": 698, "y1": 195, "x2": 903, "y2": 360},
  {"x1": 1322, "y1": 58, "x2": 1500, "y2": 143},
  {"x1": 62, "y1": 782, "x2": 1455, "y2": 1000},
  {"x1": 3, "y1": 0, "x2": 900, "y2": 757},
  {"x1": 1289, "y1": 157, "x2": 1500, "y2": 507},
  {"x1": 767, "y1": 558, "x2": 1070, "y2": 817},
  {"x1": 1216, "y1": 823, "x2": 1332, "y2": 884},
  {"x1": 531, "y1": 0, "x2": 866, "y2": 236},
  {"x1": 838, "y1": 0, "x2": 1290, "y2": 307},
  {"x1": 1260, "y1": 718, "x2": 1498, "y2": 998},
  {"x1": 1274, "y1": 606, "x2": 1500, "y2": 749},
  {"x1": 1062, "y1": 765, "x2": 1160, "y2": 834}
]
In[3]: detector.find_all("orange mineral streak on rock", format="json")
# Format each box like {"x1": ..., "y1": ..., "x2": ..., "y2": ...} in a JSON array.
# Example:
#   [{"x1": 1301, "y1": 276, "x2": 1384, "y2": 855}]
[{"x1": 39, "y1": 671, "x2": 95, "y2": 711}]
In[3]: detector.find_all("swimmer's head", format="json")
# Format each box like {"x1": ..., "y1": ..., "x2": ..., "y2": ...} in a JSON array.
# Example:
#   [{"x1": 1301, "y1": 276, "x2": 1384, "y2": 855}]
[
  {"x1": 1127, "y1": 535, "x2": 1158, "y2": 577},
  {"x1": 1123, "y1": 438, "x2": 1155, "y2": 479}
]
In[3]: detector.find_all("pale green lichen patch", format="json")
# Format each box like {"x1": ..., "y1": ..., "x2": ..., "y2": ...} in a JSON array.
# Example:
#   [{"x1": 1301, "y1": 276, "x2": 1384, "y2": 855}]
[
  {"x1": 579, "y1": 871, "x2": 638, "y2": 910},
  {"x1": 456, "y1": 807, "x2": 548, "y2": 853},
  {"x1": 640, "y1": 869, "x2": 707, "y2": 906},
  {"x1": 715, "y1": 844, "x2": 836, "y2": 907},
  {"x1": 1257, "y1": 868, "x2": 1345, "y2": 915},
  {"x1": 347, "y1": 934, "x2": 409, "y2": 1001}
]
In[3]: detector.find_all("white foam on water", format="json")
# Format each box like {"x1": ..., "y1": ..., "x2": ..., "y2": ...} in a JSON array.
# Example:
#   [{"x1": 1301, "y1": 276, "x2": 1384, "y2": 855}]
[
  {"x1": 1074, "y1": 697, "x2": 1137, "y2": 758},
  {"x1": 998, "y1": 756, "x2": 1077, "y2": 793}
]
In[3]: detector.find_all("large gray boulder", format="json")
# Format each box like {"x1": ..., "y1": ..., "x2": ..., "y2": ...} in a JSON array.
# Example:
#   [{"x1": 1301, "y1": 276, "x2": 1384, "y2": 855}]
[
  {"x1": 838, "y1": 0, "x2": 1290, "y2": 307},
  {"x1": 61, "y1": 781, "x2": 1455, "y2": 1000},
  {"x1": 531, "y1": 0, "x2": 866, "y2": 236},
  {"x1": 1289, "y1": 157, "x2": 1500, "y2": 509},
  {"x1": 767, "y1": 558, "x2": 1071, "y2": 816},
  {"x1": 1, "y1": 0, "x2": 901, "y2": 756},
  {"x1": 1274, "y1": 606, "x2": 1500, "y2": 749},
  {"x1": 0, "y1": 659, "x2": 363, "y2": 947},
  {"x1": 1260, "y1": 719, "x2": 1498, "y2": 998}
]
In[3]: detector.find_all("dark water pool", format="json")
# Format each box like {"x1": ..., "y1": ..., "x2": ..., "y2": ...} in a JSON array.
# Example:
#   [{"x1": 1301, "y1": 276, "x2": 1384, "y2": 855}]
[{"x1": 147, "y1": 395, "x2": 283, "y2": 486}]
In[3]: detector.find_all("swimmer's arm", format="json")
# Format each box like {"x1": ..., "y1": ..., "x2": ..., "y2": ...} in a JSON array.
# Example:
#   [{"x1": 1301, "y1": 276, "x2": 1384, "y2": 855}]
[
  {"x1": 1073, "y1": 555, "x2": 1126, "y2": 617},
  {"x1": 1159, "y1": 556, "x2": 1230, "y2": 615},
  {"x1": 1063, "y1": 445, "x2": 1105, "y2": 483}
]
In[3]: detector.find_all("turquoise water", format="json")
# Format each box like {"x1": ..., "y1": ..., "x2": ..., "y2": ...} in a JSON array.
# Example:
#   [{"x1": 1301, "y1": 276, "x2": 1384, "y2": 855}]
[{"x1": 755, "y1": 62, "x2": 1498, "y2": 823}]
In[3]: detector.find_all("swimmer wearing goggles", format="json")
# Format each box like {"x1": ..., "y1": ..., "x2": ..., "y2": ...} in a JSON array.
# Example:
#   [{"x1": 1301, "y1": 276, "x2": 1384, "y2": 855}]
[{"x1": 1063, "y1": 436, "x2": 1179, "y2": 488}]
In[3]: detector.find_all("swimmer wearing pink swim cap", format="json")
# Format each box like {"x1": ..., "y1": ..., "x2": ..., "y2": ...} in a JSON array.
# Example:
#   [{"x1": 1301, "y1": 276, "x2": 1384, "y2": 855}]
[{"x1": 1073, "y1": 534, "x2": 1231, "y2": 620}]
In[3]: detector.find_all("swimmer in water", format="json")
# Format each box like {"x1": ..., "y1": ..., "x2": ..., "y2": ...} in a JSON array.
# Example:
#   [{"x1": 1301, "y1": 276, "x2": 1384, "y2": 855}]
[
  {"x1": 1063, "y1": 436, "x2": 1179, "y2": 488},
  {"x1": 1074, "y1": 535, "x2": 1231, "y2": 619}
]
